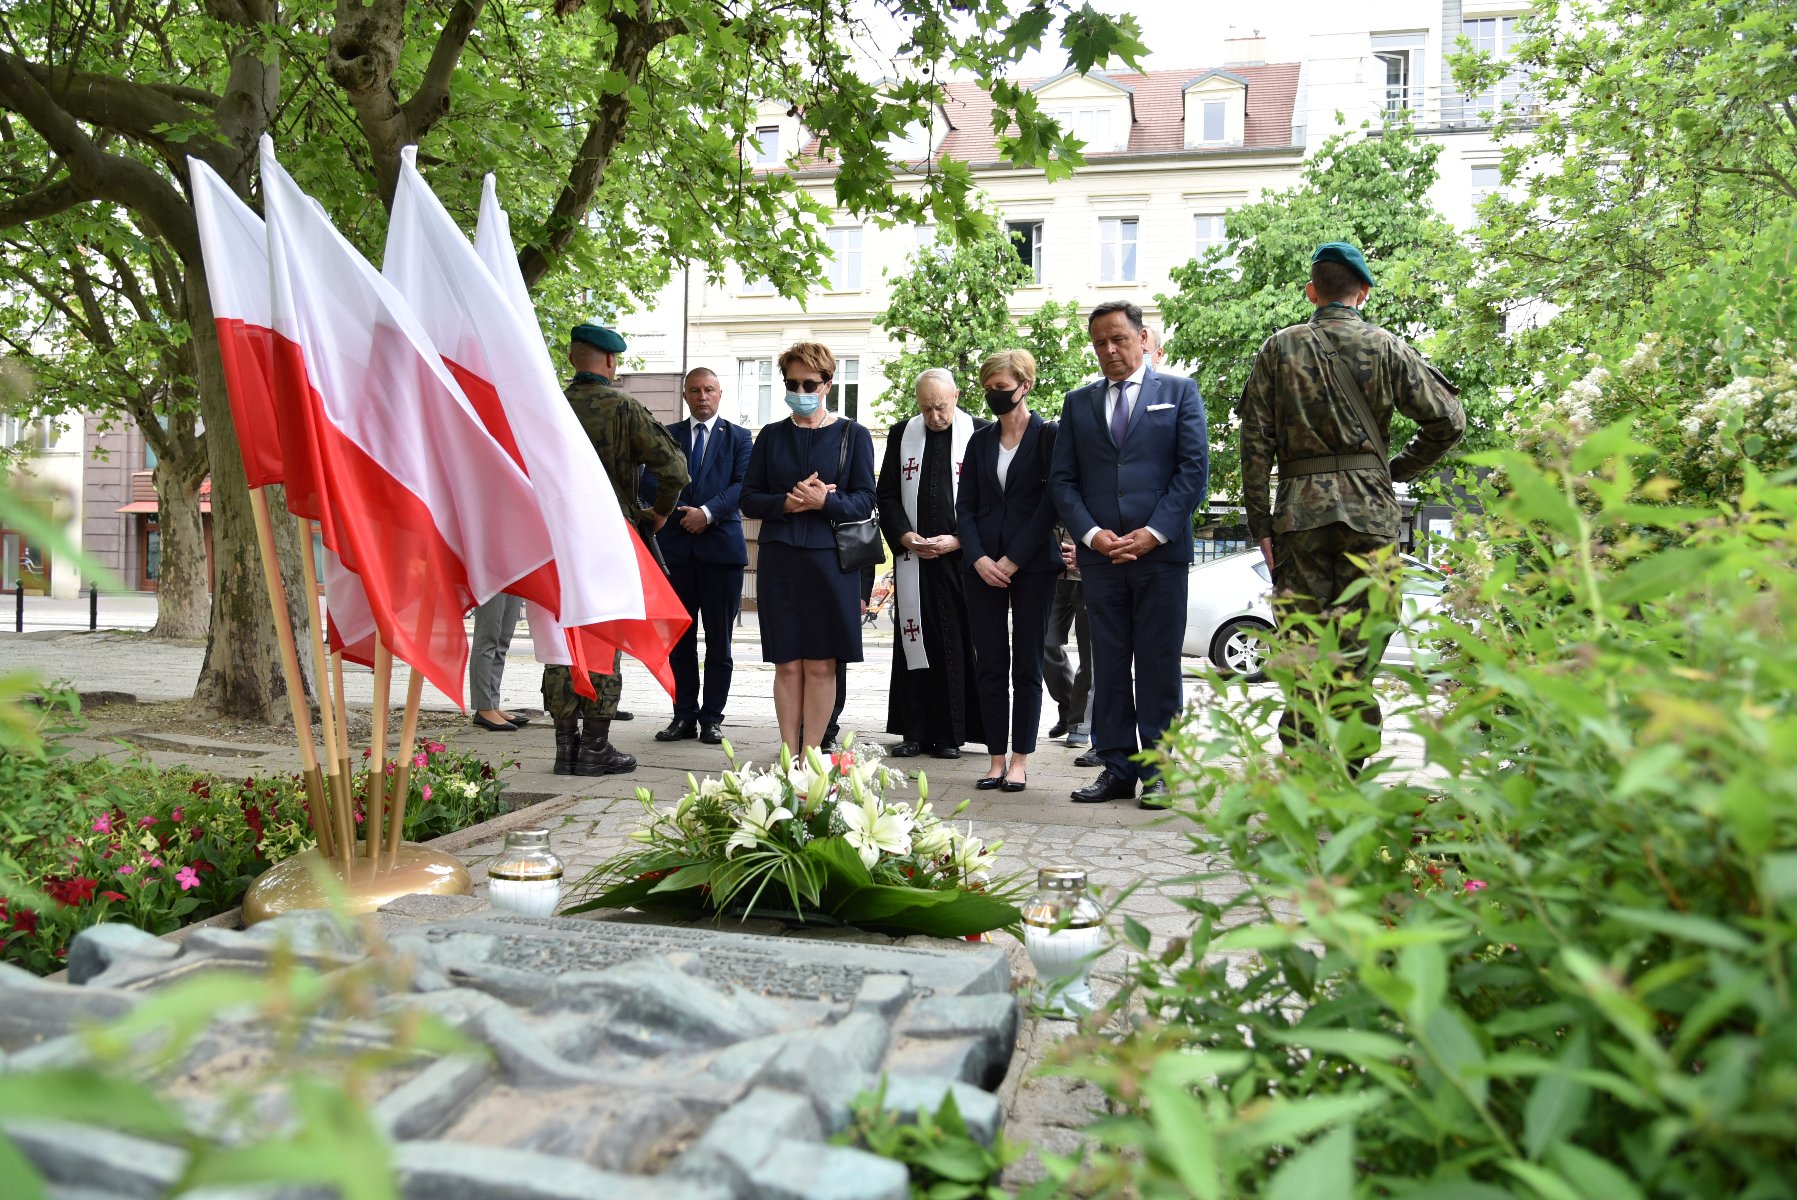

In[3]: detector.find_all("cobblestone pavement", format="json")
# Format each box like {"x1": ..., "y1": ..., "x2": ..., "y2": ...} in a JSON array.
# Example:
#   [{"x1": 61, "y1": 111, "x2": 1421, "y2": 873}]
[{"x1": 8, "y1": 621, "x2": 1431, "y2": 1177}]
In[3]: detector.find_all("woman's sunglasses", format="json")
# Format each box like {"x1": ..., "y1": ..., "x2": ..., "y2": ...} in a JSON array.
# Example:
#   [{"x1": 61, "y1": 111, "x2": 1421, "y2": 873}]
[{"x1": 782, "y1": 376, "x2": 832, "y2": 393}]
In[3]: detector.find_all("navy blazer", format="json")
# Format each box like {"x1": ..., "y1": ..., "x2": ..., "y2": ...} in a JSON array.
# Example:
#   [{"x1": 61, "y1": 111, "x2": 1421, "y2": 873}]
[
  {"x1": 639, "y1": 417, "x2": 752, "y2": 567},
  {"x1": 955, "y1": 414, "x2": 1062, "y2": 575},
  {"x1": 1048, "y1": 368, "x2": 1209, "y2": 567}
]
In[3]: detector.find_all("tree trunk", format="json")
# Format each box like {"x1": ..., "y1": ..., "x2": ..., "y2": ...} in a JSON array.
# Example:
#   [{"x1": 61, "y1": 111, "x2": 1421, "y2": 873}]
[
  {"x1": 186, "y1": 278, "x2": 317, "y2": 723},
  {"x1": 146, "y1": 454, "x2": 209, "y2": 640}
]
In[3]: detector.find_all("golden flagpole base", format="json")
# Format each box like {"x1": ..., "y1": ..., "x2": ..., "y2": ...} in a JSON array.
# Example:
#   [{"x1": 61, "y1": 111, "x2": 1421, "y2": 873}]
[{"x1": 241, "y1": 844, "x2": 472, "y2": 926}]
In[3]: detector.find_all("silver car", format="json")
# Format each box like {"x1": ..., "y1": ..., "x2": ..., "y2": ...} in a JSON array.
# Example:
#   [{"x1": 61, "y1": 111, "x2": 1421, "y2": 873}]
[{"x1": 1183, "y1": 549, "x2": 1449, "y2": 681}]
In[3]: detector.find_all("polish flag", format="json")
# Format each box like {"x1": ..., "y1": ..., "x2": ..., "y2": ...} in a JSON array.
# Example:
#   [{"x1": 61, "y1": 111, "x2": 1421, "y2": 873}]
[
  {"x1": 187, "y1": 158, "x2": 286, "y2": 488},
  {"x1": 259, "y1": 137, "x2": 557, "y2": 707},
  {"x1": 382, "y1": 153, "x2": 686, "y2": 696}
]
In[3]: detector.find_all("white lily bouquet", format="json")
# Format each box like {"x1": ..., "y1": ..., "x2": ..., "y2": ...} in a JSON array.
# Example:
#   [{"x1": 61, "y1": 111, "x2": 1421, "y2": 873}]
[{"x1": 561, "y1": 741, "x2": 1023, "y2": 937}]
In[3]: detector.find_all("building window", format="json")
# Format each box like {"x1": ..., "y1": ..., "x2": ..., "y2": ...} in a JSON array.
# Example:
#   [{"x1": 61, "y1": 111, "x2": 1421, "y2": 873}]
[
  {"x1": 1050, "y1": 107, "x2": 1118, "y2": 151},
  {"x1": 0, "y1": 416, "x2": 54, "y2": 453},
  {"x1": 1470, "y1": 165, "x2": 1503, "y2": 211},
  {"x1": 752, "y1": 126, "x2": 781, "y2": 166},
  {"x1": 1372, "y1": 33, "x2": 1425, "y2": 117},
  {"x1": 1193, "y1": 214, "x2": 1235, "y2": 269},
  {"x1": 1007, "y1": 220, "x2": 1044, "y2": 283},
  {"x1": 140, "y1": 520, "x2": 161, "y2": 590},
  {"x1": 831, "y1": 357, "x2": 861, "y2": 421},
  {"x1": 1200, "y1": 100, "x2": 1226, "y2": 144},
  {"x1": 1459, "y1": 17, "x2": 1531, "y2": 116},
  {"x1": 738, "y1": 357, "x2": 774, "y2": 426},
  {"x1": 825, "y1": 226, "x2": 863, "y2": 291},
  {"x1": 739, "y1": 273, "x2": 777, "y2": 296},
  {"x1": 1098, "y1": 217, "x2": 1138, "y2": 284}
]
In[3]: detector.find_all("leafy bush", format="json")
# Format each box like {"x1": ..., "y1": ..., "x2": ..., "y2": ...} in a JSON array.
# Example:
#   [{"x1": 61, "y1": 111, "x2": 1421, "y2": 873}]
[
  {"x1": 1043, "y1": 425, "x2": 1797, "y2": 1197},
  {"x1": 835, "y1": 1085, "x2": 1045, "y2": 1200},
  {"x1": 2, "y1": 726, "x2": 515, "y2": 973}
]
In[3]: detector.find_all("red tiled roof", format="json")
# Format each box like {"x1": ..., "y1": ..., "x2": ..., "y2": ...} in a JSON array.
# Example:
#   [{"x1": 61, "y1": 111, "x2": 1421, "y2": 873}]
[{"x1": 794, "y1": 63, "x2": 1301, "y2": 169}]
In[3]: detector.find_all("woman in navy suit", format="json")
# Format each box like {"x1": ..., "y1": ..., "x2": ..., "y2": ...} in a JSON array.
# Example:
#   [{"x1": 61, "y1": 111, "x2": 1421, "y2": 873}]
[{"x1": 955, "y1": 350, "x2": 1062, "y2": 792}]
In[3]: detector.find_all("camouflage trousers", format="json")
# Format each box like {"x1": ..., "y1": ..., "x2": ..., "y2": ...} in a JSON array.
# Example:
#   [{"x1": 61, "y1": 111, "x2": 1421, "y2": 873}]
[
  {"x1": 1270, "y1": 523, "x2": 1393, "y2": 769},
  {"x1": 541, "y1": 651, "x2": 622, "y2": 721}
]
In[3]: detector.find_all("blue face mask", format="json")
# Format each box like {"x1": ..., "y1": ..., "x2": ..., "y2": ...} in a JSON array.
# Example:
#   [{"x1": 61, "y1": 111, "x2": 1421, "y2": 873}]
[{"x1": 785, "y1": 390, "x2": 821, "y2": 416}]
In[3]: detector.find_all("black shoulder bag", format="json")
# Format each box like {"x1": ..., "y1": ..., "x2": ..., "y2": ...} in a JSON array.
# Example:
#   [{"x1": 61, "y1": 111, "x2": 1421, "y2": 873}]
[{"x1": 830, "y1": 420, "x2": 883, "y2": 573}]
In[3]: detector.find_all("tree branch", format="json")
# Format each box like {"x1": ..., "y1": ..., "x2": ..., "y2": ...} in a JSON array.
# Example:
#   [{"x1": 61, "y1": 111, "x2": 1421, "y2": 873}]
[
  {"x1": 0, "y1": 50, "x2": 201, "y2": 262},
  {"x1": 0, "y1": 174, "x2": 83, "y2": 230},
  {"x1": 399, "y1": 0, "x2": 485, "y2": 136},
  {"x1": 17, "y1": 58, "x2": 232, "y2": 171}
]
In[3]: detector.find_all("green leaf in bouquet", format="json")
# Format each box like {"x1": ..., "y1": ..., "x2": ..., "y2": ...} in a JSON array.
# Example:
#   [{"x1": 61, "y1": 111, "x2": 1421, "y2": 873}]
[{"x1": 649, "y1": 862, "x2": 717, "y2": 894}]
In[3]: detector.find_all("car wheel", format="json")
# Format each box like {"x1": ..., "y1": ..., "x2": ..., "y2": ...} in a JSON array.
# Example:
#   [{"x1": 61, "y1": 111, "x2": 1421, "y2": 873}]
[{"x1": 1210, "y1": 617, "x2": 1273, "y2": 682}]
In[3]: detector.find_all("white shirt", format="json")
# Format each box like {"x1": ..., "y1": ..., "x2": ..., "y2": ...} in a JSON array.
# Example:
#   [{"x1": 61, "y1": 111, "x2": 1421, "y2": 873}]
[
  {"x1": 688, "y1": 416, "x2": 719, "y2": 522},
  {"x1": 1081, "y1": 365, "x2": 1168, "y2": 549},
  {"x1": 995, "y1": 440, "x2": 1019, "y2": 490}
]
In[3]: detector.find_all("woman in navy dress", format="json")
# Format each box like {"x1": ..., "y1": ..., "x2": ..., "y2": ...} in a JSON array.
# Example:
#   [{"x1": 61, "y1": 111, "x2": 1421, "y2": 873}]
[
  {"x1": 740, "y1": 342, "x2": 878, "y2": 754},
  {"x1": 955, "y1": 349, "x2": 1062, "y2": 792}
]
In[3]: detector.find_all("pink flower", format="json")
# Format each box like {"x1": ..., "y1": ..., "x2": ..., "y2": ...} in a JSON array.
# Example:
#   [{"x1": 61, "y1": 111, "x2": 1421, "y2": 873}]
[
  {"x1": 136, "y1": 815, "x2": 158, "y2": 829},
  {"x1": 142, "y1": 856, "x2": 163, "y2": 869},
  {"x1": 1464, "y1": 879, "x2": 1488, "y2": 893},
  {"x1": 170, "y1": 807, "x2": 185, "y2": 823},
  {"x1": 425, "y1": 741, "x2": 445, "y2": 754},
  {"x1": 175, "y1": 866, "x2": 200, "y2": 891},
  {"x1": 413, "y1": 752, "x2": 427, "y2": 769},
  {"x1": 117, "y1": 865, "x2": 134, "y2": 876},
  {"x1": 421, "y1": 785, "x2": 433, "y2": 803},
  {"x1": 92, "y1": 814, "x2": 113, "y2": 835}
]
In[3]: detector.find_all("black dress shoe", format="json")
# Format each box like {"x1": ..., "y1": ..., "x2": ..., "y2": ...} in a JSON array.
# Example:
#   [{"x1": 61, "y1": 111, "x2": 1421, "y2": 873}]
[
  {"x1": 615, "y1": 710, "x2": 634, "y2": 721},
  {"x1": 890, "y1": 740, "x2": 923, "y2": 758},
  {"x1": 1070, "y1": 771, "x2": 1136, "y2": 804},
  {"x1": 1074, "y1": 748, "x2": 1103, "y2": 769},
  {"x1": 1139, "y1": 779, "x2": 1171, "y2": 810},
  {"x1": 508, "y1": 713, "x2": 531, "y2": 728},
  {"x1": 1048, "y1": 720, "x2": 1069, "y2": 740},
  {"x1": 655, "y1": 719, "x2": 698, "y2": 742},
  {"x1": 932, "y1": 745, "x2": 962, "y2": 760},
  {"x1": 472, "y1": 713, "x2": 517, "y2": 732},
  {"x1": 1000, "y1": 775, "x2": 1027, "y2": 793},
  {"x1": 975, "y1": 775, "x2": 1005, "y2": 790},
  {"x1": 700, "y1": 722, "x2": 725, "y2": 745}
]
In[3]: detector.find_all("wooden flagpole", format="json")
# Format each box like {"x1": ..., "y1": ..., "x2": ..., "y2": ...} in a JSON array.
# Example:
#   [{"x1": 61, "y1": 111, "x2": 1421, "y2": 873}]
[
  {"x1": 385, "y1": 669, "x2": 426, "y2": 855},
  {"x1": 246, "y1": 490, "x2": 332, "y2": 857},
  {"x1": 367, "y1": 638, "x2": 393, "y2": 859},
  {"x1": 328, "y1": 649, "x2": 355, "y2": 848},
  {"x1": 294, "y1": 520, "x2": 354, "y2": 861}
]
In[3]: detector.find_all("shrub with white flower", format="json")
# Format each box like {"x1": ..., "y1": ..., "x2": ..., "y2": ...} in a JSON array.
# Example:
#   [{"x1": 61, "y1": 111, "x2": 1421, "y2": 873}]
[{"x1": 565, "y1": 738, "x2": 1022, "y2": 937}]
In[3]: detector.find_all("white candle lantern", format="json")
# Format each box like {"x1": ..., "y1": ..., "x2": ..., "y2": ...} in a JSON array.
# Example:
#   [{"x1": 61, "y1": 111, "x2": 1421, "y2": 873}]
[
  {"x1": 485, "y1": 828, "x2": 565, "y2": 917},
  {"x1": 1021, "y1": 865, "x2": 1105, "y2": 1019}
]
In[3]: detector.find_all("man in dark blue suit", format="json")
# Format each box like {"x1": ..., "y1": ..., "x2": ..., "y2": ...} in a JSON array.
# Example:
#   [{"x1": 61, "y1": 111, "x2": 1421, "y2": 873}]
[
  {"x1": 642, "y1": 367, "x2": 752, "y2": 745},
  {"x1": 1049, "y1": 301, "x2": 1209, "y2": 807}
]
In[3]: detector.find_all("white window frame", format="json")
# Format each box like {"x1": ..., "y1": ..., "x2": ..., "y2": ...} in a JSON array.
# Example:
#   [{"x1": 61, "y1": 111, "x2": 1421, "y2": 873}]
[
  {"x1": 1470, "y1": 164, "x2": 1503, "y2": 210},
  {"x1": 1006, "y1": 219, "x2": 1045, "y2": 284},
  {"x1": 825, "y1": 226, "x2": 864, "y2": 292},
  {"x1": 1192, "y1": 213, "x2": 1235, "y2": 270},
  {"x1": 1049, "y1": 106, "x2": 1120, "y2": 152},
  {"x1": 1372, "y1": 31, "x2": 1426, "y2": 116},
  {"x1": 1098, "y1": 216, "x2": 1139, "y2": 284},
  {"x1": 751, "y1": 126, "x2": 781, "y2": 166},
  {"x1": 1199, "y1": 100, "x2": 1227, "y2": 145},
  {"x1": 831, "y1": 357, "x2": 861, "y2": 420},
  {"x1": 737, "y1": 357, "x2": 775, "y2": 427}
]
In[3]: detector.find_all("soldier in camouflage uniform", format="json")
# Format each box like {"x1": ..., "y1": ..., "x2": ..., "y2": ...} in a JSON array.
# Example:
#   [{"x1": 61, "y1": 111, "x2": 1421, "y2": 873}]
[
  {"x1": 545, "y1": 323, "x2": 689, "y2": 776},
  {"x1": 1237, "y1": 242, "x2": 1465, "y2": 767}
]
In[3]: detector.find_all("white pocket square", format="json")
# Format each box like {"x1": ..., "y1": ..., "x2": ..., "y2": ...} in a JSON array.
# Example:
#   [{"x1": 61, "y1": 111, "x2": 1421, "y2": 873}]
[{"x1": 1146, "y1": 402, "x2": 1175, "y2": 412}]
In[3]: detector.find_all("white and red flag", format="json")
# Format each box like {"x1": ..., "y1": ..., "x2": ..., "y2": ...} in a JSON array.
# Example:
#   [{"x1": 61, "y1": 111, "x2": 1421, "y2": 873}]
[
  {"x1": 258, "y1": 137, "x2": 556, "y2": 707},
  {"x1": 382, "y1": 151, "x2": 687, "y2": 696}
]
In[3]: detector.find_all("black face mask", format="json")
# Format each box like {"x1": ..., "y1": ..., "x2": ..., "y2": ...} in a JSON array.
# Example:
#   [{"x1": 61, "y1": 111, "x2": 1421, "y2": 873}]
[{"x1": 984, "y1": 386, "x2": 1022, "y2": 415}]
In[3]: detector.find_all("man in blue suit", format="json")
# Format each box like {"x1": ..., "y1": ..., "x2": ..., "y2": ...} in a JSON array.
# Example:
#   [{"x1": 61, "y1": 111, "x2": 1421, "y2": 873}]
[
  {"x1": 1049, "y1": 301, "x2": 1209, "y2": 807},
  {"x1": 642, "y1": 367, "x2": 752, "y2": 745}
]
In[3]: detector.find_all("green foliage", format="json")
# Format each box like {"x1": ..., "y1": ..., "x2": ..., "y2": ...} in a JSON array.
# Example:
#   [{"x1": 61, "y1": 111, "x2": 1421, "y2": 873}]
[
  {"x1": 836, "y1": 1084, "x2": 1034, "y2": 1199},
  {"x1": 1157, "y1": 125, "x2": 1503, "y2": 499},
  {"x1": 1044, "y1": 409, "x2": 1797, "y2": 1194},
  {"x1": 565, "y1": 742, "x2": 1024, "y2": 937},
  {"x1": 0, "y1": 724, "x2": 515, "y2": 973},
  {"x1": 1454, "y1": 0, "x2": 1797, "y2": 380},
  {"x1": 875, "y1": 222, "x2": 1091, "y2": 422}
]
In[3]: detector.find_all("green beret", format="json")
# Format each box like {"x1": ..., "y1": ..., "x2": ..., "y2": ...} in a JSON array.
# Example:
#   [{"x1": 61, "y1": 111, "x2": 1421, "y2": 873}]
[
  {"x1": 570, "y1": 323, "x2": 627, "y2": 354},
  {"x1": 1311, "y1": 242, "x2": 1375, "y2": 288}
]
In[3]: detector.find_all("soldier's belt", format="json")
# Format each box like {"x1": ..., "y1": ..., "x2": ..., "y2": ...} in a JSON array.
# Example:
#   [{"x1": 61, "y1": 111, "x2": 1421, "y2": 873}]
[{"x1": 1279, "y1": 453, "x2": 1388, "y2": 477}]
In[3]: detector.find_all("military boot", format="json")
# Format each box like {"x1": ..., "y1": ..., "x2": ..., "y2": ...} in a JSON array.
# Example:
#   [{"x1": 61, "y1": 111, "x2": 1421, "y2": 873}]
[
  {"x1": 553, "y1": 718, "x2": 582, "y2": 776},
  {"x1": 577, "y1": 718, "x2": 637, "y2": 776}
]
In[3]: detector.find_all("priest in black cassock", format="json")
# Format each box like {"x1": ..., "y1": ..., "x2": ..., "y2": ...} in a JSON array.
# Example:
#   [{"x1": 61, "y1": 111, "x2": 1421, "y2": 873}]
[{"x1": 878, "y1": 368, "x2": 987, "y2": 759}]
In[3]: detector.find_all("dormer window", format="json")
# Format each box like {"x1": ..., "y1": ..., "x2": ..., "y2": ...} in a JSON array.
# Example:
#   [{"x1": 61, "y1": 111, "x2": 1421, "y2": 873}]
[
  {"x1": 752, "y1": 126, "x2": 781, "y2": 165},
  {"x1": 1031, "y1": 68, "x2": 1134, "y2": 154},
  {"x1": 1183, "y1": 70, "x2": 1248, "y2": 149}
]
